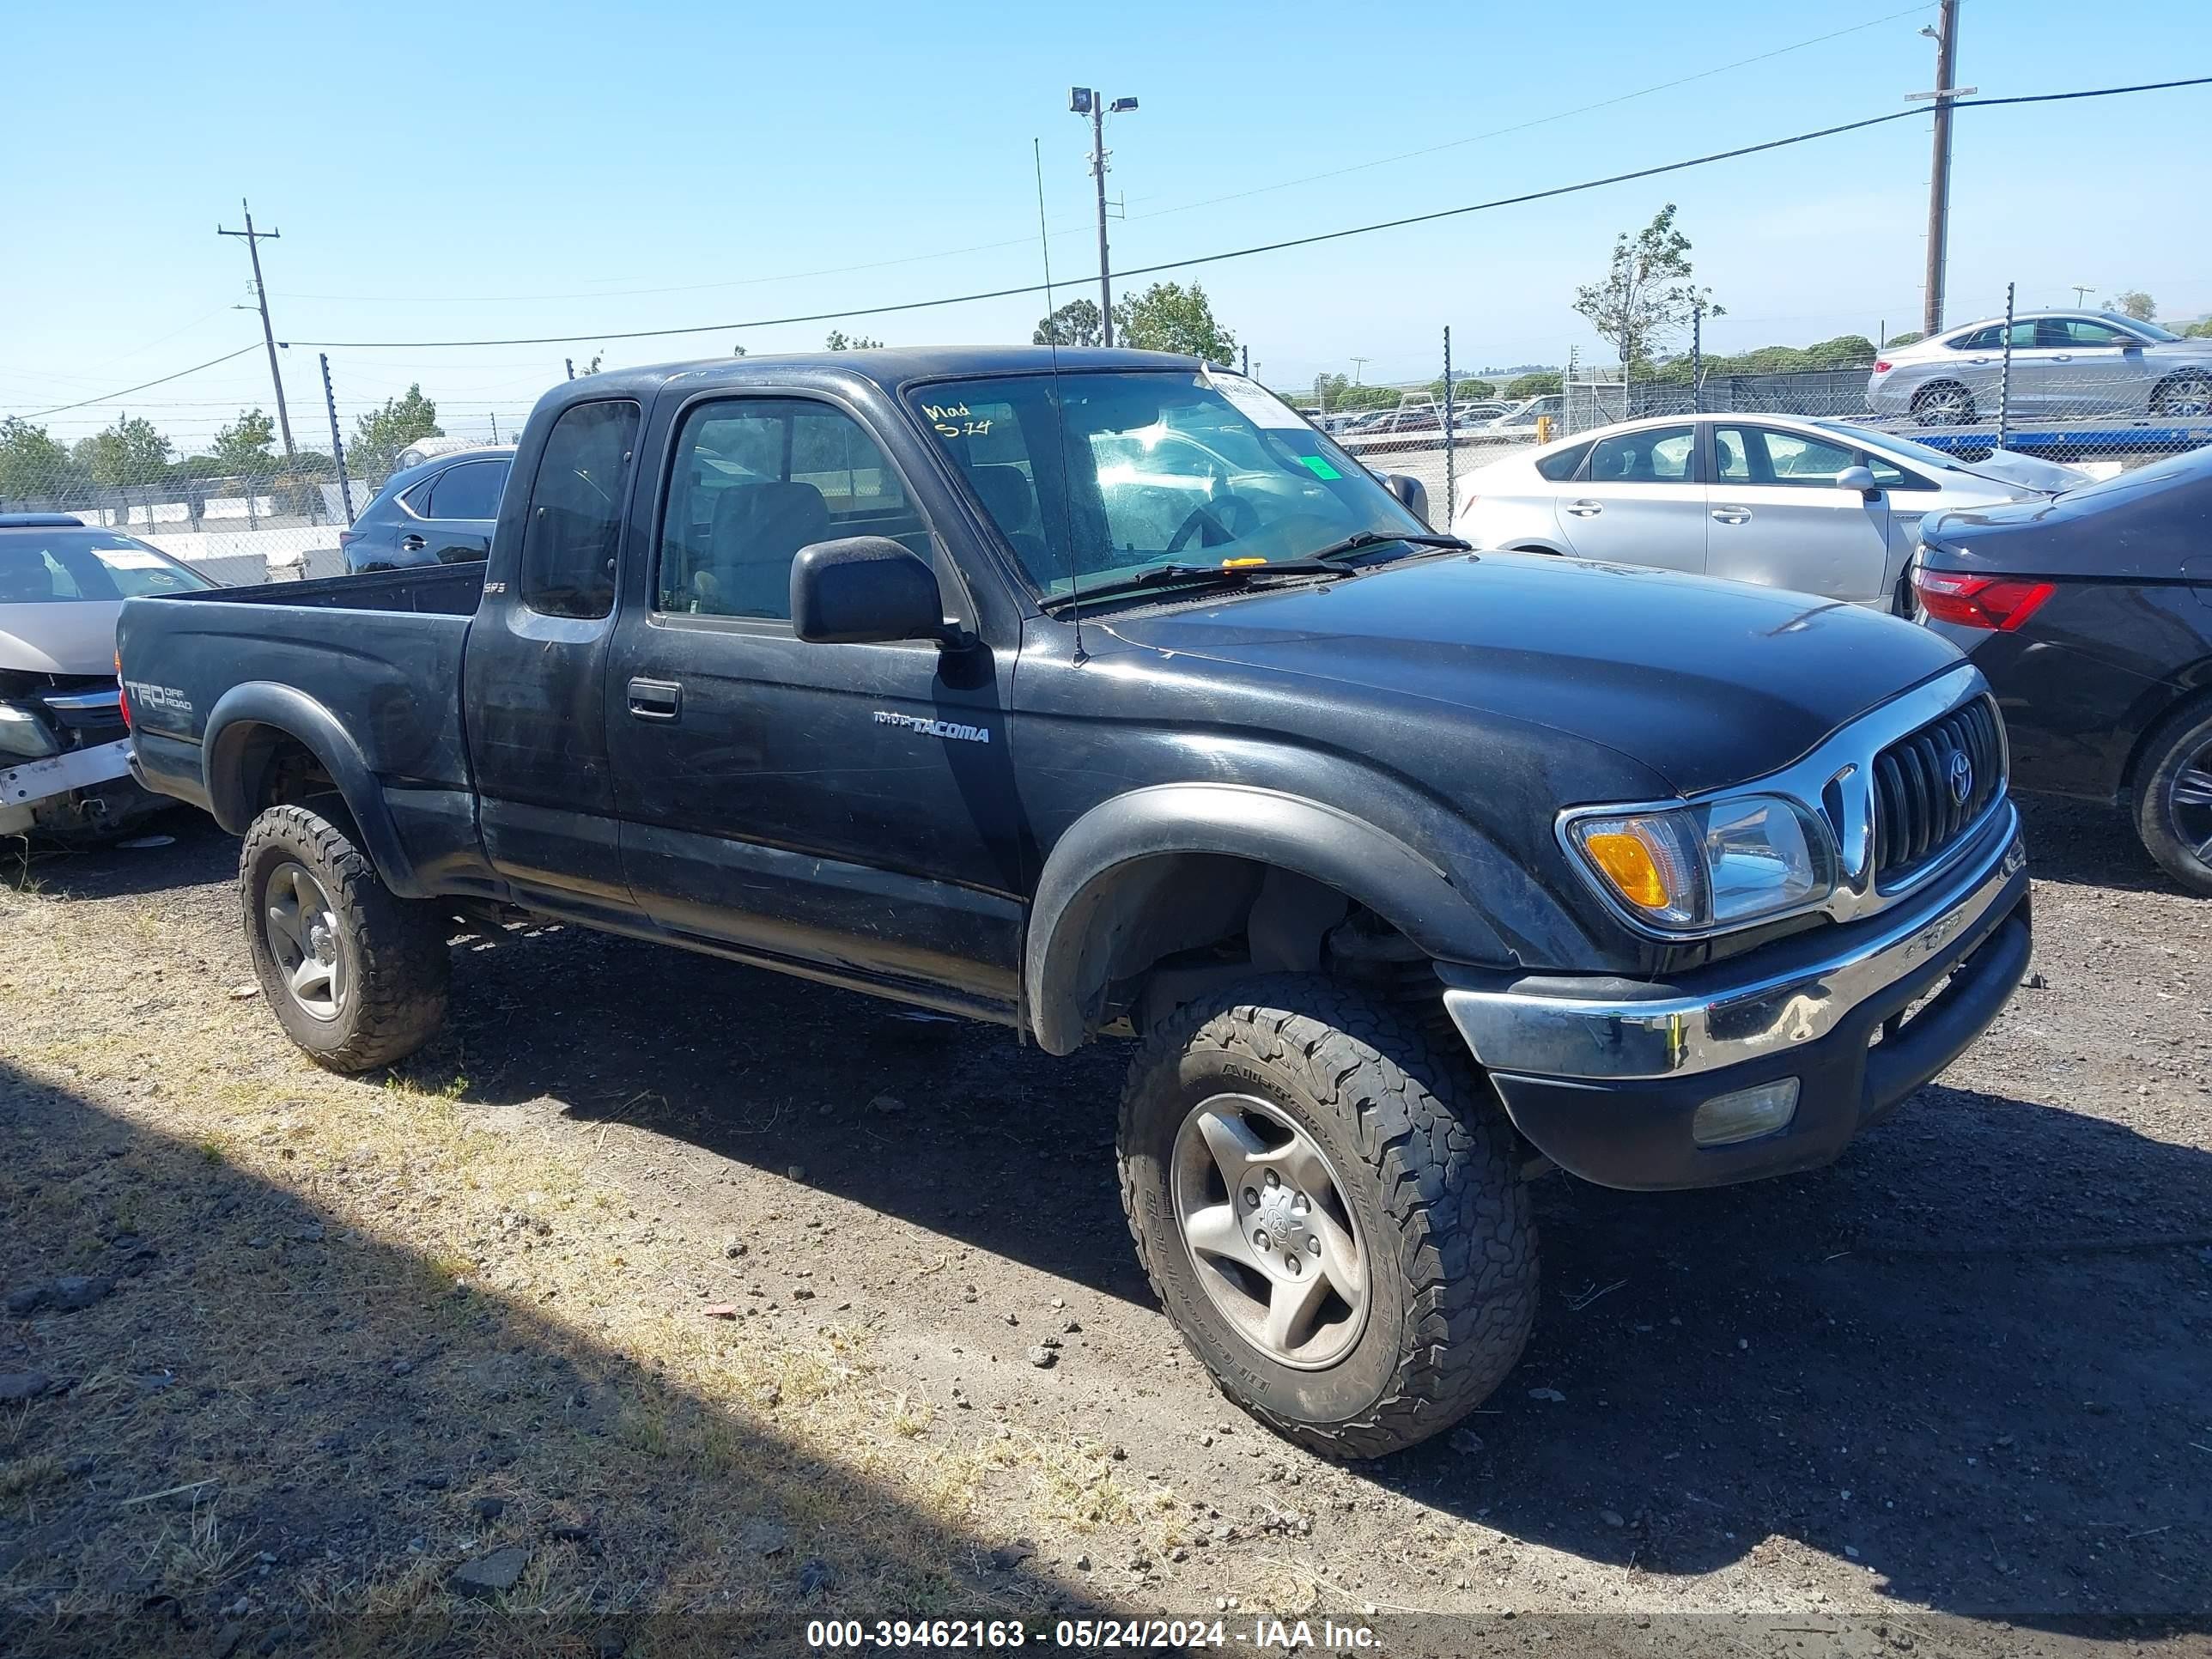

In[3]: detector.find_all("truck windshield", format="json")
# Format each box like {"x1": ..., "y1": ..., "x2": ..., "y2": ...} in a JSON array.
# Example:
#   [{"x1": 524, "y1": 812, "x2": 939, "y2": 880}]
[
  {"x1": 910, "y1": 370, "x2": 1430, "y2": 601},
  {"x1": 0, "y1": 531, "x2": 212, "y2": 604}
]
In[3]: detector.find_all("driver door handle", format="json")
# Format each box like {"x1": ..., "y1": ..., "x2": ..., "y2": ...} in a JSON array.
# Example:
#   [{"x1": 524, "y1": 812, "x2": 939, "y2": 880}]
[
  {"x1": 1565, "y1": 499, "x2": 1603, "y2": 518},
  {"x1": 1711, "y1": 506, "x2": 1753, "y2": 526},
  {"x1": 399, "y1": 533, "x2": 426, "y2": 552},
  {"x1": 627, "y1": 678, "x2": 683, "y2": 721}
]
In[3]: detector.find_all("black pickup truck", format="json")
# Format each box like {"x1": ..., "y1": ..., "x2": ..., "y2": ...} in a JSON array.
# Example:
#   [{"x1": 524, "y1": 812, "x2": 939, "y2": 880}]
[{"x1": 119, "y1": 348, "x2": 2031, "y2": 1456}]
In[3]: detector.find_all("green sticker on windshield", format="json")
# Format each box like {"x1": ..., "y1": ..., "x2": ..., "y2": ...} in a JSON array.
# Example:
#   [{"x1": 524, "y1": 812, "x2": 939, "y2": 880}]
[{"x1": 1297, "y1": 454, "x2": 1342, "y2": 480}]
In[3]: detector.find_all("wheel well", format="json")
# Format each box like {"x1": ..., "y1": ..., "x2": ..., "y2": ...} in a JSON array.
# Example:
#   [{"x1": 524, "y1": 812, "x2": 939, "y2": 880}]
[
  {"x1": 2152, "y1": 368, "x2": 2212, "y2": 394},
  {"x1": 1056, "y1": 854, "x2": 1436, "y2": 1042},
  {"x1": 230, "y1": 724, "x2": 359, "y2": 841},
  {"x1": 1912, "y1": 379, "x2": 1967, "y2": 400},
  {"x1": 2119, "y1": 679, "x2": 2212, "y2": 805}
]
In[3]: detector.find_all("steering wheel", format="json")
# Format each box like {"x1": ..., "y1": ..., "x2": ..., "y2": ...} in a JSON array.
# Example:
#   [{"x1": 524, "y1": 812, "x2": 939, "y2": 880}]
[{"x1": 1164, "y1": 493, "x2": 1262, "y2": 556}]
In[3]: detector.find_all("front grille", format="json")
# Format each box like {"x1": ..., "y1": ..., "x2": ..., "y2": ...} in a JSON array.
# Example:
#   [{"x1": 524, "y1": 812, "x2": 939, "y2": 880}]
[{"x1": 1871, "y1": 696, "x2": 2003, "y2": 884}]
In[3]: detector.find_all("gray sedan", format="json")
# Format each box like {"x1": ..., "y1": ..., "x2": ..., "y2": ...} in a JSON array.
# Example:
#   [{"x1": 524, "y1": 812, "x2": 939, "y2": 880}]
[{"x1": 1866, "y1": 310, "x2": 2212, "y2": 425}]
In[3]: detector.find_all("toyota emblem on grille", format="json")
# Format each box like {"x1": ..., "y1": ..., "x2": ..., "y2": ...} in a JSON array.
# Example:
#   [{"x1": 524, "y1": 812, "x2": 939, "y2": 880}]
[{"x1": 1947, "y1": 748, "x2": 1973, "y2": 804}]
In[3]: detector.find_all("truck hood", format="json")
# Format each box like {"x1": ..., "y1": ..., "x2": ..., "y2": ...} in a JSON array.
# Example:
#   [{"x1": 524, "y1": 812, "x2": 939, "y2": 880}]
[
  {"x1": 1104, "y1": 552, "x2": 1965, "y2": 798},
  {"x1": 0, "y1": 602, "x2": 123, "y2": 676}
]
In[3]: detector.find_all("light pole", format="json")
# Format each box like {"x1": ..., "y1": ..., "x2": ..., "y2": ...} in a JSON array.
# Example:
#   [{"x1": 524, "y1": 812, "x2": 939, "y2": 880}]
[{"x1": 1070, "y1": 88, "x2": 1137, "y2": 348}]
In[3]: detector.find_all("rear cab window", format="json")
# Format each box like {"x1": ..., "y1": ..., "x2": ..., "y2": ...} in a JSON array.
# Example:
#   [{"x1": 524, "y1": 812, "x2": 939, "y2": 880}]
[{"x1": 519, "y1": 401, "x2": 641, "y2": 619}]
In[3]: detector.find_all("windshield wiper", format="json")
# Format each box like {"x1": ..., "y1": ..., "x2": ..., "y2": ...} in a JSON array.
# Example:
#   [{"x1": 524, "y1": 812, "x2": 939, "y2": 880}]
[
  {"x1": 1305, "y1": 530, "x2": 1471, "y2": 562},
  {"x1": 1039, "y1": 556, "x2": 1353, "y2": 612}
]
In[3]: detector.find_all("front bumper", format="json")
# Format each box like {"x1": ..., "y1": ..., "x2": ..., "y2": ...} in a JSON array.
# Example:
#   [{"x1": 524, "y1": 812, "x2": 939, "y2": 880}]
[
  {"x1": 1441, "y1": 807, "x2": 2031, "y2": 1190},
  {"x1": 0, "y1": 737, "x2": 164, "y2": 839}
]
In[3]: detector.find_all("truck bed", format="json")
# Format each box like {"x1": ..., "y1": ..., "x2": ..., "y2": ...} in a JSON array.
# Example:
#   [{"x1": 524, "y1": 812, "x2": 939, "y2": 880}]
[{"x1": 117, "y1": 563, "x2": 482, "y2": 886}]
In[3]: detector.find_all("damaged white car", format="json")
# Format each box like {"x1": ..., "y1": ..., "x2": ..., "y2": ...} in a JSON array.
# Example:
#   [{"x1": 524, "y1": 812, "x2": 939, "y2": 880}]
[{"x1": 1, "y1": 514, "x2": 212, "y2": 841}]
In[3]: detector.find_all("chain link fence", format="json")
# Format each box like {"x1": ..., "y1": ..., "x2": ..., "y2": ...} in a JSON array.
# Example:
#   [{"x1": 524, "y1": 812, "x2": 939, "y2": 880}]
[{"x1": 10, "y1": 289, "x2": 2209, "y2": 565}]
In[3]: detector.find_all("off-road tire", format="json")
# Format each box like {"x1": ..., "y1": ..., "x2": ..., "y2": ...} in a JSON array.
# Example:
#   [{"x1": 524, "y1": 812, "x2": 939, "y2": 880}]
[
  {"x1": 2131, "y1": 699, "x2": 2212, "y2": 897},
  {"x1": 1117, "y1": 975, "x2": 1536, "y2": 1458},
  {"x1": 239, "y1": 804, "x2": 451, "y2": 1071}
]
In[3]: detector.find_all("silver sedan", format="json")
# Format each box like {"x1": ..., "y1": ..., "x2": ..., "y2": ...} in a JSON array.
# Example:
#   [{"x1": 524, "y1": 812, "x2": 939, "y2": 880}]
[{"x1": 1865, "y1": 311, "x2": 2212, "y2": 425}]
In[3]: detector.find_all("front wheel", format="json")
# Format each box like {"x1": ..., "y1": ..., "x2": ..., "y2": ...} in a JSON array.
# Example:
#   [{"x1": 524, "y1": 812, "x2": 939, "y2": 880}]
[
  {"x1": 2132, "y1": 701, "x2": 2212, "y2": 896},
  {"x1": 240, "y1": 804, "x2": 452, "y2": 1071},
  {"x1": 2150, "y1": 373, "x2": 2212, "y2": 419},
  {"x1": 1911, "y1": 381, "x2": 1977, "y2": 426},
  {"x1": 1117, "y1": 976, "x2": 1536, "y2": 1458}
]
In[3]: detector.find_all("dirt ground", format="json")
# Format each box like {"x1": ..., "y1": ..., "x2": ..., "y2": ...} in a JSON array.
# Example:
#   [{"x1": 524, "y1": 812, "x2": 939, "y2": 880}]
[{"x1": 2, "y1": 796, "x2": 2207, "y2": 1659}]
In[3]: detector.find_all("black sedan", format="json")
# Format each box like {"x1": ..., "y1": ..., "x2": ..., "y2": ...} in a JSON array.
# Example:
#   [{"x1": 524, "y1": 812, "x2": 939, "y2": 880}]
[
  {"x1": 338, "y1": 445, "x2": 512, "y2": 573},
  {"x1": 1912, "y1": 447, "x2": 2212, "y2": 894}
]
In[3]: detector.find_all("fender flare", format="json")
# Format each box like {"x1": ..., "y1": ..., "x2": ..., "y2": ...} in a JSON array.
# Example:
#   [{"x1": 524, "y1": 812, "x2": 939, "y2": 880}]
[
  {"x1": 202, "y1": 683, "x2": 423, "y2": 896},
  {"x1": 1024, "y1": 782, "x2": 1510, "y2": 1054}
]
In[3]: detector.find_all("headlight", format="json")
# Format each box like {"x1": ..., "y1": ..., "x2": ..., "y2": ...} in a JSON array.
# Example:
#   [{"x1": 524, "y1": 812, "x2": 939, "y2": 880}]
[
  {"x1": 0, "y1": 701, "x2": 59, "y2": 762},
  {"x1": 1566, "y1": 793, "x2": 1835, "y2": 932}
]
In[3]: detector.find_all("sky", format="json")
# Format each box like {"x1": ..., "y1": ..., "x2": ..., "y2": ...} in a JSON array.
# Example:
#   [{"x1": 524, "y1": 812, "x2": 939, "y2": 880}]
[{"x1": 6, "y1": 0, "x2": 2210, "y2": 453}]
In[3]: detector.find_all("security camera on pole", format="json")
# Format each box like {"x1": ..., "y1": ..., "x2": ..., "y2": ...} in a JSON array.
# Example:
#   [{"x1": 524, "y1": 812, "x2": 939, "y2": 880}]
[{"x1": 1069, "y1": 88, "x2": 1138, "y2": 349}]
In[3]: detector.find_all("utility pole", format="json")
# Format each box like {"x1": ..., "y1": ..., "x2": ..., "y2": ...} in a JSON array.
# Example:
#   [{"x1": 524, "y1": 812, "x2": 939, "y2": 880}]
[
  {"x1": 1071, "y1": 88, "x2": 1137, "y2": 348},
  {"x1": 2070, "y1": 285, "x2": 2094, "y2": 307},
  {"x1": 1911, "y1": 3, "x2": 1972, "y2": 337},
  {"x1": 219, "y1": 198, "x2": 296, "y2": 459},
  {"x1": 1351, "y1": 357, "x2": 1370, "y2": 386}
]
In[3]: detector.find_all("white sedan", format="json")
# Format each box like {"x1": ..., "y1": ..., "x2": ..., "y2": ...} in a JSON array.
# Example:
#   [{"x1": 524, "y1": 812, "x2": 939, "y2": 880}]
[{"x1": 1450, "y1": 413, "x2": 2088, "y2": 611}]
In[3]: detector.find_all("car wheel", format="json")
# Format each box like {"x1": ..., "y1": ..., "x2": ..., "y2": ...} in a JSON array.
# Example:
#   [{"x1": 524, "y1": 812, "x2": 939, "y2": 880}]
[
  {"x1": 1117, "y1": 975, "x2": 1536, "y2": 1458},
  {"x1": 240, "y1": 804, "x2": 453, "y2": 1071},
  {"x1": 2132, "y1": 701, "x2": 2212, "y2": 897},
  {"x1": 1911, "y1": 381, "x2": 1976, "y2": 427},
  {"x1": 2149, "y1": 373, "x2": 2212, "y2": 419}
]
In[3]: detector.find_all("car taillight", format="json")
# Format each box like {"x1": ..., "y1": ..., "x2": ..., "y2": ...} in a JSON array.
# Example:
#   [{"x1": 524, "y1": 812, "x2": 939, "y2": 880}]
[
  {"x1": 114, "y1": 649, "x2": 130, "y2": 729},
  {"x1": 1873, "y1": 360, "x2": 1892, "y2": 374},
  {"x1": 337, "y1": 530, "x2": 359, "y2": 550},
  {"x1": 1913, "y1": 568, "x2": 2056, "y2": 631}
]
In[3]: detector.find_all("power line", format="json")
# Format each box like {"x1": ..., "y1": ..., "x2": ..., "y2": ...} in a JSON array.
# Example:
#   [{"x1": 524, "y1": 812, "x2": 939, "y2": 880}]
[
  {"x1": 285, "y1": 77, "x2": 2212, "y2": 354},
  {"x1": 16, "y1": 344, "x2": 263, "y2": 420}
]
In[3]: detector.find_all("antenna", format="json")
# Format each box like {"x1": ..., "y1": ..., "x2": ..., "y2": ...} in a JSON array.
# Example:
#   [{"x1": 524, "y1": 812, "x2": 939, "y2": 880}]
[{"x1": 1034, "y1": 137, "x2": 1086, "y2": 663}]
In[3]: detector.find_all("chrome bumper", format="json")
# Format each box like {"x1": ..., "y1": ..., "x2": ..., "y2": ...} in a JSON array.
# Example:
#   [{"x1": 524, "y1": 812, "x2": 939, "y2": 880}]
[{"x1": 1444, "y1": 805, "x2": 2027, "y2": 1082}]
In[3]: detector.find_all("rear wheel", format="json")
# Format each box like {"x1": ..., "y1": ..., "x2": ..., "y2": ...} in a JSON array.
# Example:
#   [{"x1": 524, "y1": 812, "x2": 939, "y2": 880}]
[
  {"x1": 240, "y1": 804, "x2": 451, "y2": 1071},
  {"x1": 1911, "y1": 381, "x2": 1976, "y2": 426},
  {"x1": 2150, "y1": 373, "x2": 2212, "y2": 419},
  {"x1": 2132, "y1": 702, "x2": 2212, "y2": 896},
  {"x1": 1117, "y1": 975, "x2": 1536, "y2": 1458}
]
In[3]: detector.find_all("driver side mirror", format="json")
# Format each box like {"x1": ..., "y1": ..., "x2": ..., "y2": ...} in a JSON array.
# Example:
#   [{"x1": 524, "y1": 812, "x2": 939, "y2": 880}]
[
  {"x1": 1837, "y1": 465, "x2": 1880, "y2": 500},
  {"x1": 790, "y1": 536, "x2": 953, "y2": 646},
  {"x1": 1382, "y1": 472, "x2": 1431, "y2": 526}
]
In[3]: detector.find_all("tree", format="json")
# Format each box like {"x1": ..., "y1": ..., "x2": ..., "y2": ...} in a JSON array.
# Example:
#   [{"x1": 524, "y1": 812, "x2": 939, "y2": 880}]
[
  {"x1": 1572, "y1": 204, "x2": 1722, "y2": 369},
  {"x1": 1505, "y1": 371, "x2": 1563, "y2": 398},
  {"x1": 1884, "y1": 331, "x2": 1927, "y2": 349},
  {"x1": 349, "y1": 386, "x2": 441, "y2": 478},
  {"x1": 209, "y1": 408, "x2": 278, "y2": 477},
  {"x1": 823, "y1": 331, "x2": 884, "y2": 351},
  {"x1": 2183, "y1": 319, "x2": 2212, "y2": 339},
  {"x1": 1111, "y1": 283, "x2": 1236, "y2": 362},
  {"x1": 1431, "y1": 375, "x2": 1497, "y2": 404},
  {"x1": 81, "y1": 416, "x2": 171, "y2": 487},
  {"x1": 2115, "y1": 290, "x2": 2156, "y2": 322},
  {"x1": 0, "y1": 416, "x2": 74, "y2": 501},
  {"x1": 1033, "y1": 298, "x2": 1103, "y2": 348}
]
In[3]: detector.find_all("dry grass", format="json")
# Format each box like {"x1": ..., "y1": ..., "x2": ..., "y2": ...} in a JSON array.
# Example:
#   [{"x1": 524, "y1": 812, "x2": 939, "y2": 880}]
[{"x1": 0, "y1": 879, "x2": 1148, "y2": 1652}]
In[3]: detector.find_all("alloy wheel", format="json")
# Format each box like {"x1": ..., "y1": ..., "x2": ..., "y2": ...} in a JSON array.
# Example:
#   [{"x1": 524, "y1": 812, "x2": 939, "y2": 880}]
[
  {"x1": 263, "y1": 860, "x2": 347, "y2": 1021},
  {"x1": 1170, "y1": 1092, "x2": 1370, "y2": 1369}
]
